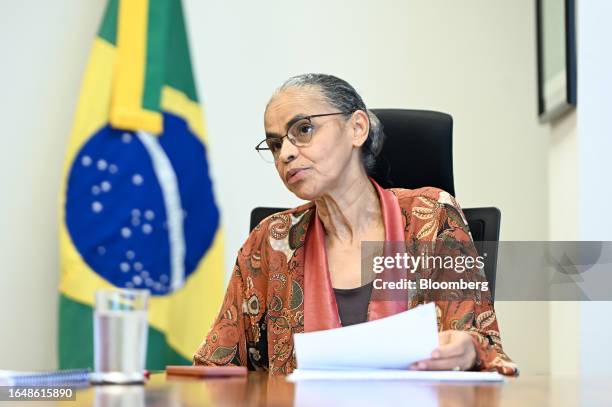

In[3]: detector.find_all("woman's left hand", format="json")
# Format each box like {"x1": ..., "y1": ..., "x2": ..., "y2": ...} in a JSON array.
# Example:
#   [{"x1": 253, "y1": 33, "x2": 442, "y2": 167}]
[{"x1": 410, "y1": 330, "x2": 477, "y2": 371}]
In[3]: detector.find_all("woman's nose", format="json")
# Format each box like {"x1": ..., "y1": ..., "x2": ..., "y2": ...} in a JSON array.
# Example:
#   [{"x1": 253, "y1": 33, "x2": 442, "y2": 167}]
[{"x1": 278, "y1": 137, "x2": 298, "y2": 163}]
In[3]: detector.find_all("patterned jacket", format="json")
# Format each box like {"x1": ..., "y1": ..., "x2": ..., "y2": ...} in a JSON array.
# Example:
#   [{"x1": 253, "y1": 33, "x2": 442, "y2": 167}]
[{"x1": 194, "y1": 184, "x2": 518, "y2": 376}]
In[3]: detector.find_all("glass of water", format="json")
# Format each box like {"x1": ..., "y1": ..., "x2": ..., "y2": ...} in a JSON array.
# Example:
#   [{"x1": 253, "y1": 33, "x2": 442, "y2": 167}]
[{"x1": 92, "y1": 289, "x2": 149, "y2": 384}]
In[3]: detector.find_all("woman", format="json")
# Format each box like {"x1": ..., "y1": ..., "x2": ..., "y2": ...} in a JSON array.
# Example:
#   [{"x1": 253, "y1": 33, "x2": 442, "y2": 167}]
[{"x1": 194, "y1": 74, "x2": 518, "y2": 376}]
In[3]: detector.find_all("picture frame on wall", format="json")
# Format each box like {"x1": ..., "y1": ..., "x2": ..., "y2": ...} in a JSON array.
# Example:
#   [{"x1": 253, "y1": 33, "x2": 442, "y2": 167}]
[{"x1": 536, "y1": 0, "x2": 577, "y2": 123}]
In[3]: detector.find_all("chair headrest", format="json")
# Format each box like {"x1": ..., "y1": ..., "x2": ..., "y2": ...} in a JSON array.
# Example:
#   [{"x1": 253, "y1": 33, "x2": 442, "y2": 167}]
[{"x1": 370, "y1": 109, "x2": 455, "y2": 196}]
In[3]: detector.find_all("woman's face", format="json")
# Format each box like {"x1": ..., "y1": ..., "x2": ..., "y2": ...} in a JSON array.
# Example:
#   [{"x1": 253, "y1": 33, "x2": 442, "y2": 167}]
[{"x1": 264, "y1": 87, "x2": 368, "y2": 201}]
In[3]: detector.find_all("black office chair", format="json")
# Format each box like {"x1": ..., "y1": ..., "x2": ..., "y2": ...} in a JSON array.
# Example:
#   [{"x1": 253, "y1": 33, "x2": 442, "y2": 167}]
[
  {"x1": 369, "y1": 109, "x2": 455, "y2": 195},
  {"x1": 250, "y1": 109, "x2": 500, "y2": 299}
]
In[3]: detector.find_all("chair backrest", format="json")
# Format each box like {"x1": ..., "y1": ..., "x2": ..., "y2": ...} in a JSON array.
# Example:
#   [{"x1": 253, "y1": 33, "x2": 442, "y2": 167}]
[
  {"x1": 462, "y1": 207, "x2": 500, "y2": 299},
  {"x1": 369, "y1": 109, "x2": 455, "y2": 196},
  {"x1": 250, "y1": 109, "x2": 500, "y2": 300}
]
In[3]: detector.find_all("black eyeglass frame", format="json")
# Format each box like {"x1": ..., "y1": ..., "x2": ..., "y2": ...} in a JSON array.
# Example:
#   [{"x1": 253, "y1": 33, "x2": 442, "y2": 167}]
[{"x1": 254, "y1": 111, "x2": 354, "y2": 159}]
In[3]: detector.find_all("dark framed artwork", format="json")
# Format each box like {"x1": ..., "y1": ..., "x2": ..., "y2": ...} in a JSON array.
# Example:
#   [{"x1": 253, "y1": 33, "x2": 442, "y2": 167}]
[{"x1": 536, "y1": 0, "x2": 577, "y2": 122}]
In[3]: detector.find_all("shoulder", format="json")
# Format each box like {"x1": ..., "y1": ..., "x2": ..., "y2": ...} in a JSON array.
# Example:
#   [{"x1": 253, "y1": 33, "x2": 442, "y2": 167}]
[
  {"x1": 251, "y1": 202, "x2": 315, "y2": 235},
  {"x1": 242, "y1": 202, "x2": 315, "y2": 256},
  {"x1": 389, "y1": 187, "x2": 470, "y2": 234},
  {"x1": 389, "y1": 186, "x2": 461, "y2": 211}
]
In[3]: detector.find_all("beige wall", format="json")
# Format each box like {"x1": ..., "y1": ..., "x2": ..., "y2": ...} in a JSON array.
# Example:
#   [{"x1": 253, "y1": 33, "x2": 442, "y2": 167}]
[
  {"x1": 548, "y1": 111, "x2": 580, "y2": 375},
  {"x1": 1, "y1": 0, "x2": 553, "y2": 373},
  {"x1": 545, "y1": 0, "x2": 612, "y2": 376},
  {"x1": 0, "y1": 0, "x2": 107, "y2": 369},
  {"x1": 576, "y1": 0, "x2": 612, "y2": 376}
]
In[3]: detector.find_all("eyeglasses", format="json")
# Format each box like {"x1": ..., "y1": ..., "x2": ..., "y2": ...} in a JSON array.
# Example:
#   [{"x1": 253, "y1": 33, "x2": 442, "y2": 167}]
[{"x1": 255, "y1": 111, "x2": 352, "y2": 163}]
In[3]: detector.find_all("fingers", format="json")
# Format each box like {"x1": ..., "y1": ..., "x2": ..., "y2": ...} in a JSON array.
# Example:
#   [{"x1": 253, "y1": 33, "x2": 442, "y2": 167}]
[
  {"x1": 410, "y1": 355, "x2": 465, "y2": 371},
  {"x1": 410, "y1": 331, "x2": 476, "y2": 371}
]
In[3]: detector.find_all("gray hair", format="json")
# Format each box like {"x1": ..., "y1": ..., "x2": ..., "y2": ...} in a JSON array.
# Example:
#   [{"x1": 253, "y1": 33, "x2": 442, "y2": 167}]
[{"x1": 273, "y1": 73, "x2": 385, "y2": 176}]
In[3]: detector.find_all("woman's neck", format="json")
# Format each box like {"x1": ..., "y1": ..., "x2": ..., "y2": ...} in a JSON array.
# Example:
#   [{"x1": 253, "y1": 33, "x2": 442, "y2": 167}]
[{"x1": 314, "y1": 169, "x2": 382, "y2": 244}]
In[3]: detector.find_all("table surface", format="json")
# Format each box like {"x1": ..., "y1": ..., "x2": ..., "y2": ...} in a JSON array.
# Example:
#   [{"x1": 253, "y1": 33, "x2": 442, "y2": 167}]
[{"x1": 3, "y1": 372, "x2": 611, "y2": 407}]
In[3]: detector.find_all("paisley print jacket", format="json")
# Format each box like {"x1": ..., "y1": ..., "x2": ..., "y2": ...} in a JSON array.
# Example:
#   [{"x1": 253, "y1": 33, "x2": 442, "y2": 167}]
[{"x1": 194, "y1": 183, "x2": 518, "y2": 376}]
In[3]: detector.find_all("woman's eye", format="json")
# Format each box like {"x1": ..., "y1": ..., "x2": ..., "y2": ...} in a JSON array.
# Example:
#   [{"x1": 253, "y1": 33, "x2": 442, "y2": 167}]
[
  {"x1": 296, "y1": 123, "x2": 313, "y2": 137},
  {"x1": 266, "y1": 139, "x2": 282, "y2": 152}
]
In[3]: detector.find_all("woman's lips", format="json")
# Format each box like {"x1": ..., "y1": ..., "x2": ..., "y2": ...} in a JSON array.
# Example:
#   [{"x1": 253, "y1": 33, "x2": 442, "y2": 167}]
[{"x1": 286, "y1": 168, "x2": 309, "y2": 184}]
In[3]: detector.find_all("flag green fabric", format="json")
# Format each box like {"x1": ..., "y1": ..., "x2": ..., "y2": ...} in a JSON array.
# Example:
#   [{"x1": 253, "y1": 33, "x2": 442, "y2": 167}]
[{"x1": 59, "y1": 0, "x2": 224, "y2": 369}]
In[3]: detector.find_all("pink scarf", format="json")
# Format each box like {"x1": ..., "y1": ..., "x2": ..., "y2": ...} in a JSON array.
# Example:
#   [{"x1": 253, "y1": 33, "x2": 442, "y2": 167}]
[{"x1": 303, "y1": 179, "x2": 408, "y2": 332}]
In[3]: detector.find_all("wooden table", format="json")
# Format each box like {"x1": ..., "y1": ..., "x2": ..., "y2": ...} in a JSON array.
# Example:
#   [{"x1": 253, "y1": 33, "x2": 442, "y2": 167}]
[{"x1": 4, "y1": 373, "x2": 610, "y2": 406}]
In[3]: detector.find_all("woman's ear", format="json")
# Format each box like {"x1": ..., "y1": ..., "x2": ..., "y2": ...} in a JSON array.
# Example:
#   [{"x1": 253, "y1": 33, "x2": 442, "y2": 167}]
[{"x1": 351, "y1": 110, "x2": 370, "y2": 148}]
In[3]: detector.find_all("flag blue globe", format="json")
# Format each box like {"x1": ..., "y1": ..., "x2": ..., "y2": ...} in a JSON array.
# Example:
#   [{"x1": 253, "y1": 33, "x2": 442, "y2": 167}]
[{"x1": 65, "y1": 112, "x2": 219, "y2": 295}]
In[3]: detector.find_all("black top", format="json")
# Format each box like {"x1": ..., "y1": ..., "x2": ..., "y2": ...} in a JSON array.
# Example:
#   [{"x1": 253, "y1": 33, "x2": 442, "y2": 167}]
[{"x1": 333, "y1": 282, "x2": 373, "y2": 327}]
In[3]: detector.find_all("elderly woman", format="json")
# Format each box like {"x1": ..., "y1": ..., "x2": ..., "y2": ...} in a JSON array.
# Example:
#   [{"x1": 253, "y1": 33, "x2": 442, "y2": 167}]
[{"x1": 194, "y1": 74, "x2": 517, "y2": 376}]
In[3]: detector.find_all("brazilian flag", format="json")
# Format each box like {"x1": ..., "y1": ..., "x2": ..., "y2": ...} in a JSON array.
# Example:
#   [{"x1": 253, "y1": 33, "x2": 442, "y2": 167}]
[{"x1": 59, "y1": 0, "x2": 224, "y2": 369}]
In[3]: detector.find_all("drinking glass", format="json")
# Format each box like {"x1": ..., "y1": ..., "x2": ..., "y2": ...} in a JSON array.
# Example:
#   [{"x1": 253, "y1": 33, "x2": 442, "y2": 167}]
[{"x1": 92, "y1": 289, "x2": 149, "y2": 384}]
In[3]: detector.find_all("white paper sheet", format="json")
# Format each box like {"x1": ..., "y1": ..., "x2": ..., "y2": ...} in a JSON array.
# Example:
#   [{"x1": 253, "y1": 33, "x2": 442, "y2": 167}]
[
  {"x1": 293, "y1": 302, "x2": 439, "y2": 370},
  {"x1": 287, "y1": 368, "x2": 506, "y2": 382}
]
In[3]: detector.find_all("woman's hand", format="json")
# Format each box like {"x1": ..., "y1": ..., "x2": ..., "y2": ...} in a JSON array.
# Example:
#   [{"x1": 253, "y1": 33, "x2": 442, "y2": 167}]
[{"x1": 410, "y1": 330, "x2": 477, "y2": 371}]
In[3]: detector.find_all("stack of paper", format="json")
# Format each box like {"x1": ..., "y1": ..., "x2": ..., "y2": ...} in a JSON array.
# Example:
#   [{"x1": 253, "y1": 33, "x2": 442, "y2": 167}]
[
  {"x1": 0, "y1": 369, "x2": 91, "y2": 386},
  {"x1": 289, "y1": 303, "x2": 505, "y2": 383},
  {"x1": 288, "y1": 369, "x2": 505, "y2": 382}
]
